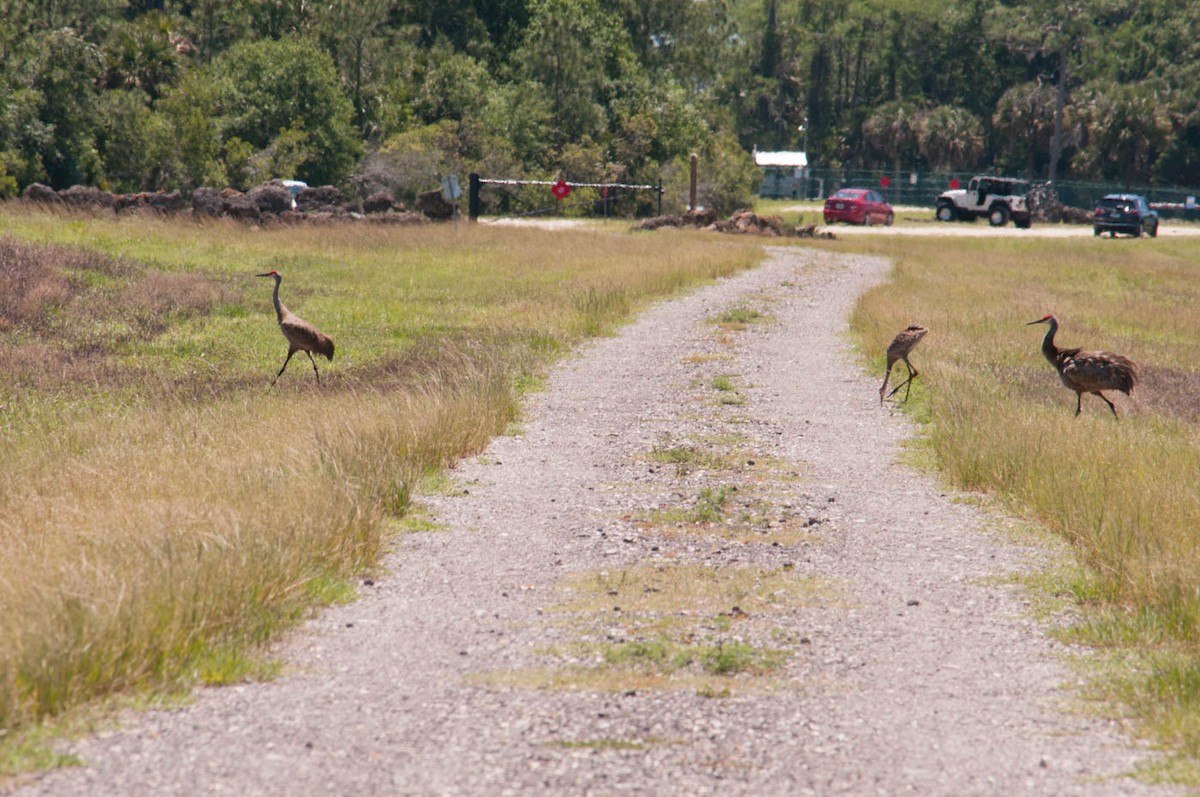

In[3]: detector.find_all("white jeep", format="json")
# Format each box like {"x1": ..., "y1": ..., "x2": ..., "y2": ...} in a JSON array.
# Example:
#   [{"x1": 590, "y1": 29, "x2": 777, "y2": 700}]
[{"x1": 935, "y1": 176, "x2": 1033, "y2": 228}]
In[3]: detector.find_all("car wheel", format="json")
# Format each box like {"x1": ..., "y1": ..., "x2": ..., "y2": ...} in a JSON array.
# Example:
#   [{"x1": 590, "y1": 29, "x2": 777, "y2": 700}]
[
  {"x1": 864, "y1": 212, "x2": 872, "y2": 227},
  {"x1": 1149, "y1": 221, "x2": 1158, "y2": 238},
  {"x1": 885, "y1": 212, "x2": 894, "y2": 226},
  {"x1": 988, "y1": 204, "x2": 1009, "y2": 227},
  {"x1": 1135, "y1": 222, "x2": 1143, "y2": 238},
  {"x1": 935, "y1": 203, "x2": 955, "y2": 222},
  {"x1": 1093, "y1": 226, "x2": 1101, "y2": 237}
]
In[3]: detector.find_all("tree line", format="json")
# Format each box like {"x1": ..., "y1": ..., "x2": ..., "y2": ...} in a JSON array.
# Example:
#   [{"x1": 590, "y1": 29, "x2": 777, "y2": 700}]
[{"x1": 0, "y1": 0, "x2": 1194, "y2": 213}]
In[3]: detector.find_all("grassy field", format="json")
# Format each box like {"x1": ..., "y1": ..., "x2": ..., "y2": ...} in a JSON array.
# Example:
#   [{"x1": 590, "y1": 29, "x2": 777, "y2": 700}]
[
  {"x1": 0, "y1": 208, "x2": 762, "y2": 768},
  {"x1": 838, "y1": 230, "x2": 1200, "y2": 782}
]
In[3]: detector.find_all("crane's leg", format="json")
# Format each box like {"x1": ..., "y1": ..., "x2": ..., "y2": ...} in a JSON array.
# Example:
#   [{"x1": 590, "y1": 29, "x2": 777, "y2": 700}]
[
  {"x1": 305, "y1": 350, "x2": 321, "y2": 383},
  {"x1": 886, "y1": 358, "x2": 919, "y2": 401},
  {"x1": 1074, "y1": 392, "x2": 1083, "y2": 416},
  {"x1": 270, "y1": 349, "x2": 297, "y2": 387},
  {"x1": 901, "y1": 362, "x2": 918, "y2": 401},
  {"x1": 1095, "y1": 391, "x2": 1119, "y2": 418},
  {"x1": 879, "y1": 360, "x2": 895, "y2": 405}
]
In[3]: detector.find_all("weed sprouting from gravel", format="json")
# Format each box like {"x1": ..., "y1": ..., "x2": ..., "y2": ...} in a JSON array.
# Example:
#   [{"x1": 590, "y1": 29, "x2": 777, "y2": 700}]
[
  {"x1": 709, "y1": 305, "x2": 771, "y2": 331},
  {"x1": 496, "y1": 564, "x2": 833, "y2": 694}
]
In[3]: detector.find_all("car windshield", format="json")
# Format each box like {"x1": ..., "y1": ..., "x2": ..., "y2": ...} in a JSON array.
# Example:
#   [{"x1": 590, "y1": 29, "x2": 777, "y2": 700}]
[
  {"x1": 832, "y1": 189, "x2": 863, "y2": 199},
  {"x1": 1099, "y1": 198, "x2": 1133, "y2": 210}
]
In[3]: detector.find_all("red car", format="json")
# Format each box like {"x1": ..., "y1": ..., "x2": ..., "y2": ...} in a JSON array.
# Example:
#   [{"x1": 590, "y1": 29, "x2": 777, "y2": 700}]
[{"x1": 823, "y1": 188, "x2": 894, "y2": 226}]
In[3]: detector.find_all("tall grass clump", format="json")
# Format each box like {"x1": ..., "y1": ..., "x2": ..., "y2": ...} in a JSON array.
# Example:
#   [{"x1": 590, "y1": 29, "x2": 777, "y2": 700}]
[
  {"x1": 0, "y1": 358, "x2": 513, "y2": 732},
  {"x1": 848, "y1": 233, "x2": 1200, "y2": 773},
  {"x1": 0, "y1": 209, "x2": 762, "y2": 763}
]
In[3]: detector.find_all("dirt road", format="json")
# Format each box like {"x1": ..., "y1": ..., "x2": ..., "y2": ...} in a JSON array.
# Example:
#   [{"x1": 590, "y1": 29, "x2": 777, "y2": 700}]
[{"x1": 14, "y1": 248, "x2": 1176, "y2": 796}]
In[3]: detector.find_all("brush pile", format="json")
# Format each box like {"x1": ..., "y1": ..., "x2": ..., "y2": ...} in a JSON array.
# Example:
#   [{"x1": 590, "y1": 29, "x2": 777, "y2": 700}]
[
  {"x1": 633, "y1": 208, "x2": 835, "y2": 238},
  {"x1": 16, "y1": 180, "x2": 430, "y2": 225}
]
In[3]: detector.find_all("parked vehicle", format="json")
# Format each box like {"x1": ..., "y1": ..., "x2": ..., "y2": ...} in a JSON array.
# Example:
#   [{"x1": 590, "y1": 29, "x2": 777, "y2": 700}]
[
  {"x1": 823, "y1": 188, "x2": 894, "y2": 226},
  {"x1": 935, "y1": 176, "x2": 1033, "y2": 228},
  {"x1": 1093, "y1": 193, "x2": 1158, "y2": 238}
]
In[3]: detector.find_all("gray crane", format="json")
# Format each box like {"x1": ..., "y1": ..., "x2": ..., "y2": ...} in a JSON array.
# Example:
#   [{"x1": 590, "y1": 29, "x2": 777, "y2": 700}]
[
  {"x1": 1027, "y1": 314, "x2": 1137, "y2": 418},
  {"x1": 257, "y1": 270, "x2": 335, "y2": 386}
]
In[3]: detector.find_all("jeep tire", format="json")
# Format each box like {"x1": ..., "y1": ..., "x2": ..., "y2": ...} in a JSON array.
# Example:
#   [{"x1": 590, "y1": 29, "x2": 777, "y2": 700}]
[
  {"x1": 988, "y1": 204, "x2": 1009, "y2": 227},
  {"x1": 935, "y1": 202, "x2": 956, "y2": 222}
]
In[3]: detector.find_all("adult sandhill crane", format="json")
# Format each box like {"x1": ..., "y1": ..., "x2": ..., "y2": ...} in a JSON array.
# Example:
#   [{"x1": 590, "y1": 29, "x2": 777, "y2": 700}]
[
  {"x1": 256, "y1": 270, "x2": 335, "y2": 386},
  {"x1": 880, "y1": 324, "x2": 928, "y2": 404},
  {"x1": 1026, "y1": 314, "x2": 1137, "y2": 418}
]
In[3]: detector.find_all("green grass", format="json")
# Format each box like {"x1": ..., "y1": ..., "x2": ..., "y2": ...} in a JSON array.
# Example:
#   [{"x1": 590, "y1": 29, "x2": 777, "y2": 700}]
[
  {"x1": 710, "y1": 305, "x2": 771, "y2": 331},
  {"x1": 644, "y1": 443, "x2": 731, "y2": 475},
  {"x1": 0, "y1": 207, "x2": 763, "y2": 771},
  {"x1": 844, "y1": 231, "x2": 1200, "y2": 783}
]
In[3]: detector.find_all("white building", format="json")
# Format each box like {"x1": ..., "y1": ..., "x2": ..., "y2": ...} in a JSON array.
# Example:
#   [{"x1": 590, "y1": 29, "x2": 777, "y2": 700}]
[{"x1": 754, "y1": 150, "x2": 808, "y2": 199}]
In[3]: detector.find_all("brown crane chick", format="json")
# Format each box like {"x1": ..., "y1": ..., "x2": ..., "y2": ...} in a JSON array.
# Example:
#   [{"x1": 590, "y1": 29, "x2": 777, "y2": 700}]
[
  {"x1": 1026, "y1": 314, "x2": 1137, "y2": 418},
  {"x1": 256, "y1": 270, "x2": 335, "y2": 386},
  {"x1": 880, "y1": 324, "x2": 928, "y2": 404}
]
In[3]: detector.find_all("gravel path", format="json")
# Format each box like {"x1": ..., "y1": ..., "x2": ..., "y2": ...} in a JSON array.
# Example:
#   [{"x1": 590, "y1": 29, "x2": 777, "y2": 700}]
[{"x1": 13, "y1": 247, "x2": 1176, "y2": 796}]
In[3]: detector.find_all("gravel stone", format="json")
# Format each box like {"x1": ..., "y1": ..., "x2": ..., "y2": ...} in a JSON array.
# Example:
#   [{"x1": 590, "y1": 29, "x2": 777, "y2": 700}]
[{"x1": 11, "y1": 248, "x2": 1178, "y2": 797}]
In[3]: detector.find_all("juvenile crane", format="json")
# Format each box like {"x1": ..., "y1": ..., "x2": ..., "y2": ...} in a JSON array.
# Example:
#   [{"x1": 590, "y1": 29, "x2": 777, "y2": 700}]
[
  {"x1": 880, "y1": 323, "x2": 928, "y2": 404},
  {"x1": 1026, "y1": 314, "x2": 1137, "y2": 418},
  {"x1": 256, "y1": 270, "x2": 335, "y2": 386}
]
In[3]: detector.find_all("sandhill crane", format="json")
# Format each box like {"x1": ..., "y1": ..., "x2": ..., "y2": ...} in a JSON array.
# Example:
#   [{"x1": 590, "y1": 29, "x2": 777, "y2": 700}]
[
  {"x1": 1026, "y1": 314, "x2": 1137, "y2": 418},
  {"x1": 256, "y1": 270, "x2": 335, "y2": 386},
  {"x1": 880, "y1": 324, "x2": 928, "y2": 404}
]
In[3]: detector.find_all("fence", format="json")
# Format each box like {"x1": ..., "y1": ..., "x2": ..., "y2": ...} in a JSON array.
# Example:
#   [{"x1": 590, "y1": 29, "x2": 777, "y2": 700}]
[{"x1": 467, "y1": 173, "x2": 662, "y2": 221}]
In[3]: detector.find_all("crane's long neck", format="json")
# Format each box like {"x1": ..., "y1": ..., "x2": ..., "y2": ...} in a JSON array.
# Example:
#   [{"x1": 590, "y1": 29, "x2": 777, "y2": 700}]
[
  {"x1": 1040, "y1": 317, "x2": 1060, "y2": 364},
  {"x1": 270, "y1": 275, "x2": 287, "y2": 322}
]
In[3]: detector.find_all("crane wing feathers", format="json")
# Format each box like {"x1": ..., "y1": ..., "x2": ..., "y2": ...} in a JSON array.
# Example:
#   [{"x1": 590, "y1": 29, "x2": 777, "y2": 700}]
[
  {"x1": 886, "y1": 325, "x2": 927, "y2": 358},
  {"x1": 281, "y1": 316, "x2": 335, "y2": 361},
  {"x1": 1059, "y1": 350, "x2": 1137, "y2": 394}
]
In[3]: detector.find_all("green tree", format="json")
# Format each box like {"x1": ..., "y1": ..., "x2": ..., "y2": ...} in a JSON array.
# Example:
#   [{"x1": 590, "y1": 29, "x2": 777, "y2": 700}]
[
  {"x1": 991, "y1": 81, "x2": 1057, "y2": 178},
  {"x1": 101, "y1": 11, "x2": 184, "y2": 101},
  {"x1": 411, "y1": 44, "x2": 495, "y2": 126},
  {"x1": 154, "y1": 70, "x2": 227, "y2": 188},
  {"x1": 985, "y1": 0, "x2": 1119, "y2": 181},
  {"x1": 207, "y1": 36, "x2": 361, "y2": 186},
  {"x1": 917, "y1": 105, "x2": 984, "y2": 171},
  {"x1": 862, "y1": 100, "x2": 921, "y2": 177},
  {"x1": 1073, "y1": 81, "x2": 1169, "y2": 186},
  {"x1": 96, "y1": 88, "x2": 156, "y2": 192},
  {"x1": 20, "y1": 27, "x2": 106, "y2": 187},
  {"x1": 478, "y1": 80, "x2": 554, "y2": 168},
  {"x1": 513, "y1": 0, "x2": 634, "y2": 149},
  {"x1": 312, "y1": 0, "x2": 394, "y2": 135}
]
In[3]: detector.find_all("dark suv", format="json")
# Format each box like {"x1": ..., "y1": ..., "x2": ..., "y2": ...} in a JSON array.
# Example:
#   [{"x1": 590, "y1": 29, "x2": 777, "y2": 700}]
[{"x1": 1093, "y1": 194, "x2": 1158, "y2": 238}]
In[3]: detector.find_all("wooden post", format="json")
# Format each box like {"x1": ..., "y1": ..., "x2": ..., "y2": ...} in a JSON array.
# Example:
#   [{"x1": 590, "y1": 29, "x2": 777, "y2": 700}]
[
  {"x1": 468, "y1": 173, "x2": 481, "y2": 222},
  {"x1": 689, "y1": 154, "x2": 698, "y2": 211}
]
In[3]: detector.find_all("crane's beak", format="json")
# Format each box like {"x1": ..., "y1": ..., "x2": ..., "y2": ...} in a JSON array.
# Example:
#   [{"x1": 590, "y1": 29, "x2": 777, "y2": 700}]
[{"x1": 255, "y1": 272, "x2": 275, "y2": 278}]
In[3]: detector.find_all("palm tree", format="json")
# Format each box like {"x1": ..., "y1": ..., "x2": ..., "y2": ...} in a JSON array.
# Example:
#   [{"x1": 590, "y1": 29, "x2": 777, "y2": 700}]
[
  {"x1": 1074, "y1": 81, "x2": 1170, "y2": 186},
  {"x1": 917, "y1": 106, "x2": 984, "y2": 172},
  {"x1": 863, "y1": 100, "x2": 920, "y2": 176},
  {"x1": 992, "y1": 82, "x2": 1056, "y2": 178}
]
